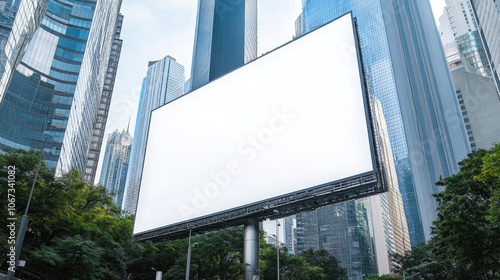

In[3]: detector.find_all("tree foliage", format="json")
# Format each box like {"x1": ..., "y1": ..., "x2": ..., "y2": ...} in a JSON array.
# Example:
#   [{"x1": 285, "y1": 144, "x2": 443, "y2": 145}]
[
  {"x1": 431, "y1": 146, "x2": 500, "y2": 279},
  {"x1": 1, "y1": 148, "x2": 347, "y2": 280}
]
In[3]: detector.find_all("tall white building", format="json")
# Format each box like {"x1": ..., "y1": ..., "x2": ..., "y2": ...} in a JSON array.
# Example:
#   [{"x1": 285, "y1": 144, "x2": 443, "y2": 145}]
[
  {"x1": 439, "y1": 0, "x2": 500, "y2": 150},
  {"x1": 472, "y1": 0, "x2": 500, "y2": 92},
  {"x1": 366, "y1": 98, "x2": 411, "y2": 275},
  {"x1": 439, "y1": 0, "x2": 491, "y2": 78},
  {"x1": 99, "y1": 129, "x2": 132, "y2": 208},
  {"x1": 123, "y1": 55, "x2": 184, "y2": 214}
]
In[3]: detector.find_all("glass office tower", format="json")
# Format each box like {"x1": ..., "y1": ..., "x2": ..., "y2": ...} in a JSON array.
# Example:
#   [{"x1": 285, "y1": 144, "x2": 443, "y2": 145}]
[
  {"x1": 84, "y1": 13, "x2": 124, "y2": 184},
  {"x1": 382, "y1": 0, "x2": 470, "y2": 241},
  {"x1": 295, "y1": 0, "x2": 424, "y2": 246},
  {"x1": 190, "y1": 0, "x2": 257, "y2": 90},
  {"x1": 0, "y1": 0, "x2": 48, "y2": 103},
  {"x1": 123, "y1": 56, "x2": 185, "y2": 214},
  {"x1": 296, "y1": 201, "x2": 377, "y2": 279},
  {"x1": 0, "y1": 0, "x2": 123, "y2": 177},
  {"x1": 99, "y1": 129, "x2": 132, "y2": 208},
  {"x1": 295, "y1": 0, "x2": 469, "y2": 245}
]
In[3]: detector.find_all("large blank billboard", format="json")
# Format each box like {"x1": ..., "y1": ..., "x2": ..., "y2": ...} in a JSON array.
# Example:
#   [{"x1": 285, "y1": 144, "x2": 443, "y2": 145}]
[{"x1": 134, "y1": 13, "x2": 383, "y2": 240}]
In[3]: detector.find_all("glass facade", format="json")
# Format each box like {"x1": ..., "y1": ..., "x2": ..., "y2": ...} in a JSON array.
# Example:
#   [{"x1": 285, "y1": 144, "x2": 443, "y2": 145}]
[
  {"x1": 84, "y1": 13, "x2": 124, "y2": 184},
  {"x1": 57, "y1": 0, "x2": 123, "y2": 177},
  {"x1": 295, "y1": 0, "x2": 425, "y2": 246},
  {"x1": 123, "y1": 56, "x2": 184, "y2": 214},
  {"x1": 382, "y1": 0, "x2": 470, "y2": 241},
  {"x1": 472, "y1": 0, "x2": 500, "y2": 93},
  {"x1": 295, "y1": 0, "x2": 470, "y2": 245},
  {"x1": 190, "y1": 0, "x2": 257, "y2": 91},
  {"x1": 439, "y1": 0, "x2": 492, "y2": 78},
  {"x1": 0, "y1": 0, "x2": 98, "y2": 170},
  {"x1": 0, "y1": 0, "x2": 48, "y2": 103},
  {"x1": 296, "y1": 201, "x2": 377, "y2": 279},
  {"x1": 0, "y1": 0, "x2": 122, "y2": 178},
  {"x1": 99, "y1": 129, "x2": 132, "y2": 208}
]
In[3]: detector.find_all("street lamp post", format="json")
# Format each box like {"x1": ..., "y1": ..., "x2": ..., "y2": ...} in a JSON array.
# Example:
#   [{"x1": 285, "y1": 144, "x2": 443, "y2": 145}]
[
  {"x1": 186, "y1": 229, "x2": 199, "y2": 280},
  {"x1": 6, "y1": 147, "x2": 44, "y2": 280},
  {"x1": 276, "y1": 220, "x2": 281, "y2": 280}
]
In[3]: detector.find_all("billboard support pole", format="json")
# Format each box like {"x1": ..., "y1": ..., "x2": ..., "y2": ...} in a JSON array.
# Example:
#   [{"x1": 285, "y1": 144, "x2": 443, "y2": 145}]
[{"x1": 244, "y1": 218, "x2": 260, "y2": 280}]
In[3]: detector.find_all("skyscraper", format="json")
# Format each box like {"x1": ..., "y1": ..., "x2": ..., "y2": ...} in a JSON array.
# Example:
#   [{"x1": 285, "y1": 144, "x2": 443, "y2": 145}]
[
  {"x1": 0, "y1": 0, "x2": 123, "y2": 178},
  {"x1": 295, "y1": 0, "x2": 422, "y2": 246},
  {"x1": 84, "y1": 13, "x2": 124, "y2": 184},
  {"x1": 283, "y1": 215, "x2": 297, "y2": 255},
  {"x1": 123, "y1": 55, "x2": 184, "y2": 214},
  {"x1": 0, "y1": 0, "x2": 48, "y2": 103},
  {"x1": 438, "y1": 0, "x2": 500, "y2": 150},
  {"x1": 295, "y1": 0, "x2": 470, "y2": 245},
  {"x1": 439, "y1": 0, "x2": 492, "y2": 78},
  {"x1": 295, "y1": 201, "x2": 377, "y2": 279},
  {"x1": 366, "y1": 98, "x2": 411, "y2": 275},
  {"x1": 451, "y1": 67, "x2": 500, "y2": 149},
  {"x1": 190, "y1": 0, "x2": 257, "y2": 91},
  {"x1": 99, "y1": 129, "x2": 132, "y2": 208},
  {"x1": 382, "y1": 0, "x2": 470, "y2": 241},
  {"x1": 471, "y1": 0, "x2": 500, "y2": 92}
]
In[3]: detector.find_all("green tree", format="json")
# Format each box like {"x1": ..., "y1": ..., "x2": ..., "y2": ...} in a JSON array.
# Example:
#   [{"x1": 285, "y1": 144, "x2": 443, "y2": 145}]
[
  {"x1": 0, "y1": 149, "x2": 134, "y2": 279},
  {"x1": 392, "y1": 244, "x2": 449, "y2": 280},
  {"x1": 300, "y1": 248, "x2": 348, "y2": 279},
  {"x1": 431, "y1": 146, "x2": 500, "y2": 279}
]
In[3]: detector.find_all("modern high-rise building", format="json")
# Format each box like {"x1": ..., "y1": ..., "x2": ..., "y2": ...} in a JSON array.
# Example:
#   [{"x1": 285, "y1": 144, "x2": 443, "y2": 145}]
[
  {"x1": 382, "y1": 0, "x2": 470, "y2": 241},
  {"x1": 123, "y1": 56, "x2": 184, "y2": 214},
  {"x1": 366, "y1": 98, "x2": 411, "y2": 275},
  {"x1": 471, "y1": 0, "x2": 500, "y2": 92},
  {"x1": 56, "y1": 0, "x2": 123, "y2": 177},
  {"x1": 0, "y1": 0, "x2": 48, "y2": 103},
  {"x1": 439, "y1": 0, "x2": 492, "y2": 78},
  {"x1": 295, "y1": 201, "x2": 377, "y2": 279},
  {"x1": 0, "y1": 0, "x2": 123, "y2": 178},
  {"x1": 283, "y1": 215, "x2": 297, "y2": 255},
  {"x1": 295, "y1": 0, "x2": 421, "y2": 246},
  {"x1": 438, "y1": 0, "x2": 500, "y2": 150},
  {"x1": 451, "y1": 66, "x2": 500, "y2": 149},
  {"x1": 84, "y1": 13, "x2": 124, "y2": 184},
  {"x1": 190, "y1": 0, "x2": 257, "y2": 91},
  {"x1": 294, "y1": 0, "x2": 424, "y2": 246},
  {"x1": 0, "y1": 0, "x2": 20, "y2": 46},
  {"x1": 294, "y1": 0, "x2": 470, "y2": 245},
  {"x1": 99, "y1": 129, "x2": 132, "y2": 208}
]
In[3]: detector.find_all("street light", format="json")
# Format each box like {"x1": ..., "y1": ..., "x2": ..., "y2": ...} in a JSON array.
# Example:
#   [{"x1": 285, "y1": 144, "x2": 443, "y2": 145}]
[
  {"x1": 186, "y1": 229, "x2": 200, "y2": 280},
  {"x1": 276, "y1": 220, "x2": 281, "y2": 280},
  {"x1": 6, "y1": 142, "x2": 45, "y2": 280}
]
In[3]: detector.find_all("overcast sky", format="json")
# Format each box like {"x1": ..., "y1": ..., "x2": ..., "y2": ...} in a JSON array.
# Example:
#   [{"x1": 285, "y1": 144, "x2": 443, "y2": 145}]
[{"x1": 97, "y1": 0, "x2": 446, "y2": 196}]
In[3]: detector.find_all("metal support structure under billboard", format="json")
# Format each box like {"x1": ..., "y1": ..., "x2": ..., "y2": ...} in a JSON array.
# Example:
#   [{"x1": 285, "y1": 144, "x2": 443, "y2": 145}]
[{"x1": 244, "y1": 219, "x2": 260, "y2": 280}]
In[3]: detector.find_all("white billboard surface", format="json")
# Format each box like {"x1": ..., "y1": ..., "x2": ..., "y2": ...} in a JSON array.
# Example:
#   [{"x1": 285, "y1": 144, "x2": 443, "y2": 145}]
[{"x1": 134, "y1": 14, "x2": 374, "y2": 235}]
